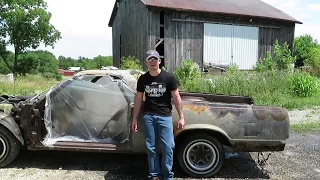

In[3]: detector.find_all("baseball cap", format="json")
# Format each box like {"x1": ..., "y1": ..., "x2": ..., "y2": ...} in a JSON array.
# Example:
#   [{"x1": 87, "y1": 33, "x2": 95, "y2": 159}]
[{"x1": 146, "y1": 50, "x2": 160, "y2": 61}]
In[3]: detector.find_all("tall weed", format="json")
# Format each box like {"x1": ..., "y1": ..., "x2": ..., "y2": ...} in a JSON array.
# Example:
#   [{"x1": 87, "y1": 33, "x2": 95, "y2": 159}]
[
  {"x1": 174, "y1": 59, "x2": 201, "y2": 85},
  {"x1": 120, "y1": 56, "x2": 143, "y2": 71},
  {"x1": 1, "y1": 74, "x2": 62, "y2": 95},
  {"x1": 289, "y1": 72, "x2": 318, "y2": 97}
]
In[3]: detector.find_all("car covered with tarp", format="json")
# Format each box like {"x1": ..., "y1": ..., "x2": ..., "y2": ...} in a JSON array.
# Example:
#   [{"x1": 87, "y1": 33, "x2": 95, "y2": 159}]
[{"x1": 0, "y1": 69, "x2": 290, "y2": 178}]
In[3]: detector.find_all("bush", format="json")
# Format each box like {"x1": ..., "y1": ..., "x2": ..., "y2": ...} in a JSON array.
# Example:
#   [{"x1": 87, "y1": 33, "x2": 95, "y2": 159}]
[
  {"x1": 254, "y1": 52, "x2": 275, "y2": 72},
  {"x1": 274, "y1": 40, "x2": 296, "y2": 70},
  {"x1": 304, "y1": 47, "x2": 320, "y2": 76},
  {"x1": 120, "y1": 56, "x2": 143, "y2": 71},
  {"x1": 289, "y1": 72, "x2": 318, "y2": 97},
  {"x1": 174, "y1": 59, "x2": 200, "y2": 85},
  {"x1": 254, "y1": 40, "x2": 295, "y2": 72},
  {"x1": 41, "y1": 72, "x2": 62, "y2": 81}
]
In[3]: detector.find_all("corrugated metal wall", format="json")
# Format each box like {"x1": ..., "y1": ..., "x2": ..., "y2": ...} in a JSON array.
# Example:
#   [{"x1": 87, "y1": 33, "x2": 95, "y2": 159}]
[
  {"x1": 232, "y1": 25, "x2": 259, "y2": 70},
  {"x1": 204, "y1": 23, "x2": 259, "y2": 70},
  {"x1": 203, "y1": 24, "x2": 233, "y2": 66}
]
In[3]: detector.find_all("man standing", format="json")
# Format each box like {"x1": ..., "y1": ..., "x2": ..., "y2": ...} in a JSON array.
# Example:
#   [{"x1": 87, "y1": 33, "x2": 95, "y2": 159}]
[{"x1": 131, "y1": 50, "x2": 185, "y2": 180}]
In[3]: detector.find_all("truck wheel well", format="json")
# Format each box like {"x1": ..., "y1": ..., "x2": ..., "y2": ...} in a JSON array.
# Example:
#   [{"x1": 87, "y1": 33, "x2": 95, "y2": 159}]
[
  {"x1": 175, "y1": 129, "x2": 231, "y2": 147},
  {"x1": 0, "y1": 124, "x2": 23, "y2": 146}
]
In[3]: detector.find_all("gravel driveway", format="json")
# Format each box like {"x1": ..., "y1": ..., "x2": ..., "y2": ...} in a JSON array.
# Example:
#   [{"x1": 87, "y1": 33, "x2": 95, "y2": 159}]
[{"x1": 0, "y1": 109, "x2": 319, "y2": 180}]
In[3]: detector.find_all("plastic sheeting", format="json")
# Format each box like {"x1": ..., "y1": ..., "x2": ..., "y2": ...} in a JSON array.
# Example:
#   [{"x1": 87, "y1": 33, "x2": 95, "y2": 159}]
[{"x1": 42, "y1": 75, "x2": 136, "y2": 147}]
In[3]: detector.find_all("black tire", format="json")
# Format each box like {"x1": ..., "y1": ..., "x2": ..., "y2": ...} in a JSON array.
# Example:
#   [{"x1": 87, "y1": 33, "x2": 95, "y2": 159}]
[
  {"x1": 0, "y1": 126, "x2": 21, "y2": 167},
  {"x1": 177, "y1": 133, "x2": 225, "y2": 178}
]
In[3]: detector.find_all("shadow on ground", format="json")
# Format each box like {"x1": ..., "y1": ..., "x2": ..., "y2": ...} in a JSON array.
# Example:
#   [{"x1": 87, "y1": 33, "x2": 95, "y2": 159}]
[{"x1": 6, "y1": 150, "x2": 270, "y2": 180}]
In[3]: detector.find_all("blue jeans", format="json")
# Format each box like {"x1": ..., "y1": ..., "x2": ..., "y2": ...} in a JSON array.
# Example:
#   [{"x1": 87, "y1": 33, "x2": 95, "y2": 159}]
[{"x1": 143, "y1": 114, "x2": 175, "y2": 180}]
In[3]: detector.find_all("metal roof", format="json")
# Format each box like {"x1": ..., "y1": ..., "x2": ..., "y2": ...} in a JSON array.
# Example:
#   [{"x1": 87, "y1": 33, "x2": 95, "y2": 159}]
[
  {"x1": 108, "y1": 0, "x2": 301, "y2": 26},
  {"x1": 141, "y1": 0, "x2": 301, "y2": 24}
]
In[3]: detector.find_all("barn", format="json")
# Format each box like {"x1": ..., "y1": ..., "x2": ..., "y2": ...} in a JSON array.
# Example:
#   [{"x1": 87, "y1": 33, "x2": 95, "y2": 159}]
[{"x1": 108, "y1": 0, "x2": 302, "y2": 72}]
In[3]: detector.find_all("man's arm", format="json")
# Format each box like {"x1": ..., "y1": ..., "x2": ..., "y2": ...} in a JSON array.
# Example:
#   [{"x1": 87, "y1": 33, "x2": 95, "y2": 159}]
[
  {"x1": 132, "y1": 75, "x2": 145, "y2": 132},
  {"x1": 169, "y1": 73, "x2": 184, "y2": 129},
  {"x1": 133, "y1": 91, "x2": 144, "y2": 121},
  {"x1": 171, "y1": 88, "x2": 184, "y2": 120}
]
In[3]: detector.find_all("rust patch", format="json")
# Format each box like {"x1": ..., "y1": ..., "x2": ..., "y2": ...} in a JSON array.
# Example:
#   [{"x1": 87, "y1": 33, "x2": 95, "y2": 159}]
[
  {"x1": 252, "y1": 106, "x2": 288, "y2": 121},
  {"x1": 182, "y1": 105, "x2": 209, "y2": 115},
  {"x1": 270, "y1": 112, "x2": 288, "y2": 121},
  {"x1": 252, "y1": 106, "x2": 270, "y2": 120},
  {"x1": 269, "y1": 107, "x2": 289, "y2": 121}
]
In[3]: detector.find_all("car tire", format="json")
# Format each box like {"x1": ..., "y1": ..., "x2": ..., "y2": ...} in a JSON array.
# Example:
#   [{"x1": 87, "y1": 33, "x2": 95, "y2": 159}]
[
  {"x1": 177, "y1": 133, "x2": 225, "y2": 178},
  {"x1": 0, "y1": 126, "x2": 21, "y2": 168}
]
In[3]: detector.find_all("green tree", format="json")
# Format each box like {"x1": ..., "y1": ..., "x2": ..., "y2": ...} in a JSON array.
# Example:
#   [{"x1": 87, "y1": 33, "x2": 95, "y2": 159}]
[
  {"x1": 93, "y1": 55, "x2": 113, "y2": 69},
  {"x1": 0, "y1": 0, "x2": 61, "y2": 75},
  {"x1": 16, "y1": 52, "x2": 38, "y2": 75},
  {"x1": 58, "y1": 56, "x2": 76, "y2": 70},
  {"x1": 293, "y1": 34, "x2": 319, "y2": 67}
]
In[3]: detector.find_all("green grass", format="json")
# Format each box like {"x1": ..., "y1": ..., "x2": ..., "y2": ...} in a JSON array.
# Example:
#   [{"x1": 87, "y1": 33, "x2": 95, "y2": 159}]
[
  {"x1": 2, "y1": 70, "x2": 320, "y2": 111},
  {"x1": 0, "y1": 74, "x2": 64, "y2": 96},
  {"x1": 291, "y1": 120, "x2": 320, "y2": 132},
  {"x1": 179, "y1": 70, "x2": 320, "y2": 110}
]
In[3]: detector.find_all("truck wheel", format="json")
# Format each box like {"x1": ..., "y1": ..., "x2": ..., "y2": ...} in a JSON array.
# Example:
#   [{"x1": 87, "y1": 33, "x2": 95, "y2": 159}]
[
  {"x1": 177, "y1": 133, "x2": 225, "y2": 178},
  {"x1": 0, "y1": 126, "x2": 21, "y2": 167}
]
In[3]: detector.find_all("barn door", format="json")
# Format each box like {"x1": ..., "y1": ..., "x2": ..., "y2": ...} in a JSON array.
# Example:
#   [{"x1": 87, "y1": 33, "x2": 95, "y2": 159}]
[
  {"x1": 203, "y1": 24, "x2": 233, "y2": 66},
  {"x1": 203, "y1": 23, "x2": 259, "y2": 70},
  {"x1": 232, "y1": 25, "x2": 259, "y2": 70}
]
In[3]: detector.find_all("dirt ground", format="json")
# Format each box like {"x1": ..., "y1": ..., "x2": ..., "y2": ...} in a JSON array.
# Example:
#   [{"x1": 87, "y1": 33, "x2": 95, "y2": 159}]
[{"x1": 0, "y1": 131, "x2": 319, "y2": 180}]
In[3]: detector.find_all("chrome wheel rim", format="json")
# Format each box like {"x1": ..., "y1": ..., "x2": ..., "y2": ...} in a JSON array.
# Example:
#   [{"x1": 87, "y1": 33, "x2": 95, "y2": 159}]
[
  {"x1": 183, "y1": 139, "x2": 219, "y2": 174},
  {"x1": 0, "y1": 137, "x2": 6, "y2": 159}
]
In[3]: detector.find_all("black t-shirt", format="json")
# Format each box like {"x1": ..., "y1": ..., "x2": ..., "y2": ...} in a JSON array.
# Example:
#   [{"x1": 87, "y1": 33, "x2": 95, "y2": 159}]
[{"x1": 137, "y1": 70, "x2": 178, "y2": 116}]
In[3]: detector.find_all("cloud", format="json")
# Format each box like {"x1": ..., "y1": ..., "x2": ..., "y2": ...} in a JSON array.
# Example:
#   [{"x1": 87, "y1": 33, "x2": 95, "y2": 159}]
[
  {"x1": 261, "y1": 0, "x2": 320, "y2": 41},
  {"x1": 38, "y1": 34, "x2": 113, "y2": 58},
  {"x1": 36, "y1": 0, "x2": 117, "y2": 58},
  {"x1": 295, "y1": 23, "x2": 320, "y2": 41},
  {"x1": 307, "y1": 4, "x2": 320, "y2": 10},
  {"x1": 45, "y1": 0, "x2": 115, "y2": 40}
]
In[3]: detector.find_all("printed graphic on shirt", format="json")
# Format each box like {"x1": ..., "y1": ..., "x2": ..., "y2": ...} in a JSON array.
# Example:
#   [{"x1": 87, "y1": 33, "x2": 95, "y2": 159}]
[{"x1": 145, "y1": 82, "x2": 167, "y2": 97}]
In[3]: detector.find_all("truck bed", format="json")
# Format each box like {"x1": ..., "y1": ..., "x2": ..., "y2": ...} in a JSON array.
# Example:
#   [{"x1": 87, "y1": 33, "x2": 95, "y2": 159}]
[{"x1": 180, "y1": 92, "x2": 254, "y2": 105}]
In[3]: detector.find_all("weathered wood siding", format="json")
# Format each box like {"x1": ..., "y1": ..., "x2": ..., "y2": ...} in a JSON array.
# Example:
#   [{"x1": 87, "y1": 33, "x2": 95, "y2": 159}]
[
  {"x1": 258, "y1": 25, "x2": 295, "y2": 58},
  {"x1": 111, "y1": 0, "x2": 149, "y2": 68},
  {"x1": 164, "y1": 12, "x2": 204, "y2": 73},
  {"x1": 148, "y1": 10, "x2": 160, "y2": 51},
  {"x1": 163, "y1": 11, "x2": 296, "y2": 72}
]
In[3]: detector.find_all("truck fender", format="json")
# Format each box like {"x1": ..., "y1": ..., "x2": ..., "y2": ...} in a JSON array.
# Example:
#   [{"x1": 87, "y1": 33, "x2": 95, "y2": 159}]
[
  {"x1": 175, "y1": 124, "x2": 232, "y2": 144},
  {"x1": 0, "y1": 112, "x2": 24, "y2": 145}
]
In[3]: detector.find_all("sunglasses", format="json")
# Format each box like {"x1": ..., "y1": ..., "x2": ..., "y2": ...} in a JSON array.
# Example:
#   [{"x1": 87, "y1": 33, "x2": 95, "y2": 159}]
[{"x1": 146, "y1": 57, "x2": 159, "y2": 62}]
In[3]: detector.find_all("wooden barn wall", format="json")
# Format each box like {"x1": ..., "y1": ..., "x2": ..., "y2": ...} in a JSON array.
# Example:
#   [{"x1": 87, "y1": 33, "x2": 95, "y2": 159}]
[
  {"x1": 148, "y1": 10, "x2": 160, "y2": 52},
  {"x1": 111, "y1": 0, "x2": 149, "y2": 68},
  {"x1": 258, "y1": 25, "x2": 295, "y2": 58},
  {"x1": 163, "y1": 10, "x2": 296, "y2": 72}
]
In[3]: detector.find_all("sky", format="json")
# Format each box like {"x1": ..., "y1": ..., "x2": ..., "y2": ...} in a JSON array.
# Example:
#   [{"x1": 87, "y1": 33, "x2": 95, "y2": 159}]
[{"x1": 18, "y1": 0, "x2": 320, "y2": 59}]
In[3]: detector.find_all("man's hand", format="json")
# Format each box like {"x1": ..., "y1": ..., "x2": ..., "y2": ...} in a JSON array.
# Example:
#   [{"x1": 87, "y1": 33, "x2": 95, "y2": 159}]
[
  {"x1": 132, "y1": 119, "x2": 138, "y2": 132},
  {"x1": 177, "y1": 117, "x2": 185, "y2": 130},
  {"x1": 171, "y1": 88, "x2": 185, "y2": 130},
  {"x1": 132, "y1": 91, "x2": 144, "y2": 133}
]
